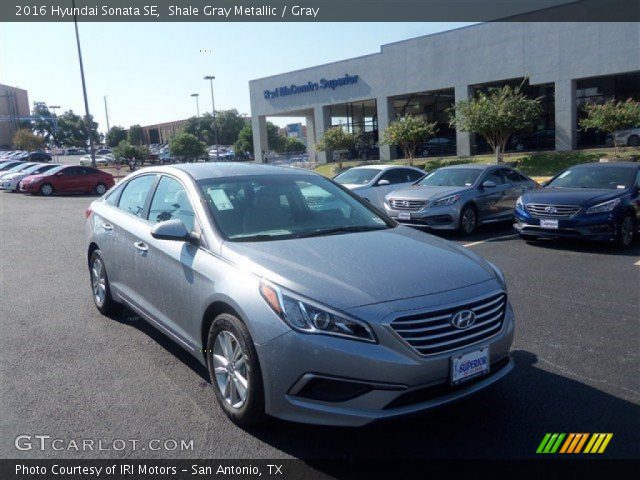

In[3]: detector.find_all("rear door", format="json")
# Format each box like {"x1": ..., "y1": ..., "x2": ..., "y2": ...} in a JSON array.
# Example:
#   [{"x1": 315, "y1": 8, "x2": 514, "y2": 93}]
[
  {"x1": 56, "y1": 166, "x2": 84, "y2": 192},
  {"x1": 108, "y1": 174, "x2": 158, "y2": 308}
]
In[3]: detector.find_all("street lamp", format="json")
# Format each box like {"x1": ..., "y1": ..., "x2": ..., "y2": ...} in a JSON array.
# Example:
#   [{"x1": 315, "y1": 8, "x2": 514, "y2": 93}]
[
  {"x1": 190, "y1": 93, "x2": 200, "y2": 118},
  {"x1": 203, "y1": 75, "x2": 219, "y2": 162},
  {"x1": 48, "y1": 105, "x2": 60, "y2": 159}
]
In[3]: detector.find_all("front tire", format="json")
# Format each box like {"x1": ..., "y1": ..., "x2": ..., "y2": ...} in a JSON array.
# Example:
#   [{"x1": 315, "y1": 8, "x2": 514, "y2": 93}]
[
  {"x1": 615, "y1": 214, "x2": 635, "y2": 248},
  {"x1": 39, "y1": 183, "x2": 54, "y2": 196},
  {"x1": 459, "y1": 204, "x2": 478, "y2": 235},
  {"x1": 206, "y1": 313, "x2": 265, "y2": 427},
  {"x1": 89, "y1": 249, "x2": 121, "y2": 315}
]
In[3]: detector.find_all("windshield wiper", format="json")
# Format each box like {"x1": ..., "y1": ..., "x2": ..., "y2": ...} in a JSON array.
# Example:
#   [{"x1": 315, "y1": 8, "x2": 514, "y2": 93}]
[
  {"x1": 295, "y1": 225, "x2": 387, "y2": 238},
  {"x1": 232, "y1": 234, "x2": 294, "y2": 242}
]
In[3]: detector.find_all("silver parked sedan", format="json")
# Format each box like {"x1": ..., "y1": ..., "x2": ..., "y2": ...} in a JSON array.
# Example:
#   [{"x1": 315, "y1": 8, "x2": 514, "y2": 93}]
[
  {"x1": 384, "y1": 164, "x2": 537, "y2": 235},
  {"x1": 85, "y1": 163, "x2": 514, "y2": 427}
]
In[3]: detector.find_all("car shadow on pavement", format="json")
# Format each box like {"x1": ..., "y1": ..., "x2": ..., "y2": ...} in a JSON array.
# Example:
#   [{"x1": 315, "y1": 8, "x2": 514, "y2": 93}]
[
  {"x1": 417, "y1": 222, "x2": 517, "y2": 244},
  {"x1": 521, "y1": 237, "x2": 640, "y2": 257},
  {"x1": 243, "y1": 350, "x2": 639, "y2": 461}
]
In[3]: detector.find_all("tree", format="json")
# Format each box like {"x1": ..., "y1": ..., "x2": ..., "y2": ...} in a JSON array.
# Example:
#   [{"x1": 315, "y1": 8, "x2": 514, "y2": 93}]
[
  {"x1": 283, "y1": 136, "x2": 306, "y2": 153},
  {"x1": 169, "y1": 133, "x2": 207, "y2": 162},
  {"x1": 13, "y1": 129, "x2": 44, "y2": 151},
  {"x1": 315, "y1": 127, "x2": 357, "y2": 160},
  {"x1": 105, "y1": 126, "x2": 127, "y2": 148},
  {"x1": 56, "y1": 110, "x2": 100, "y2": 148},
  {"x1": 184, "y1": 116, "x2": 211, "y2": 143},
  {"x1": 381, "y1": 115, "x2": 438, "y2": 161},
  {"x1": 234, "y1": 124, "x2": 254, "y2": 154},
  {"x1": 32, "y1": 102, "x2": 57, "y2": 144},
  {"x1": 450, "y1": 83, "x2": 542, "y2": 163},
  {"x1": 128, "y1": 124, "x2": 144, "y2": 146},
  {"x1": 113, "y1": 140, "x2": 149, "y2": 165},
  {"x1": 580, "y1": 98, "x2": 640, "y2": 155},
  {"x1": 215, "y1": 109, "x2": 247, "y2": 146}
]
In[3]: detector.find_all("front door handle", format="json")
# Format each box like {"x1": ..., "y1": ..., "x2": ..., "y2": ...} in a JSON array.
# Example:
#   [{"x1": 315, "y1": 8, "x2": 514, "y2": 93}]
[
  {"x1": 102, "y1": 223, "x2": 113, "y2": 231},
  {"x1": 133, "y1": 241, "x2": 148, "y2": 252}
]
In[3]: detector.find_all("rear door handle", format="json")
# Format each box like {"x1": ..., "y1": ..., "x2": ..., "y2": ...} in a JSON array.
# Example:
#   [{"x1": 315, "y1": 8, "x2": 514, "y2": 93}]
[
  {"x1": 133, "y1": 241, "x2": 148, "y2": 252},
  {"x1": 102, "y1": 223, "x2": 113, "y2": 231}
]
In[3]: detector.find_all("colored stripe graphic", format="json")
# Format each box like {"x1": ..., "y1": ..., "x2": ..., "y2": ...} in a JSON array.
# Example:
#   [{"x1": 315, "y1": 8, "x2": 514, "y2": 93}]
[{"x1": 538, "y1": 433, "x2": 613, "y2": 454}]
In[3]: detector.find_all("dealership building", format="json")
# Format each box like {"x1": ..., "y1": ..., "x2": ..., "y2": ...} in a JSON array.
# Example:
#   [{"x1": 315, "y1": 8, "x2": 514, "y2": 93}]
[{"x1": 249, "y1": 22, "x2": 640, "y2": 162}]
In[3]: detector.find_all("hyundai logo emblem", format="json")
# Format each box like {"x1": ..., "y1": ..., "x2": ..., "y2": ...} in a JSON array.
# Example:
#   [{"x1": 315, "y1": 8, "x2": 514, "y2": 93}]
[
  {"x1": 544, "y1": 206, "x2": 557, "y2": 214},
  {"x1": 451, "y1": 310, "x2": 476, "y2": 329},
  {"x1": 402, "y1": 201, "x2": 410, "y2": 207}
]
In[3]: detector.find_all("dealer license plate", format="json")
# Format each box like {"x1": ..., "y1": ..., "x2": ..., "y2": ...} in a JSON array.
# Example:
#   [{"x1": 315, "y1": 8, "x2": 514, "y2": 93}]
[
  {"x1": 398, "y1": 212, "x2": 411, "y2": 221},
  {"x1": 540, "y1": 219, "x2": 559, "y2": 229},
  {"x1": 451, "y1": 347, "x2": 489, "y2": 385}
]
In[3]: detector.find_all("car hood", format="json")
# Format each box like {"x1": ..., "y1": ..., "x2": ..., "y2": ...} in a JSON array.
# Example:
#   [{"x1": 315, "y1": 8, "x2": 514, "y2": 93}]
[
  {"x1": 221, "y1": 226, "x2": 496, "y2": 310},
  {"x1": 523, "y1": 188, "x2": 625, "y2": 207},
  {"x1": 386, "y1": 185, "x2": 468, "y2": 201}
]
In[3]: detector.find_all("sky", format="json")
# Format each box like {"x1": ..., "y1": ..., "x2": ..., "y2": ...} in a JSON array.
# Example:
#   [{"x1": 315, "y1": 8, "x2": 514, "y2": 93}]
[{"x1": 1, "y1": 22, "x2": 473, "y2": 131}]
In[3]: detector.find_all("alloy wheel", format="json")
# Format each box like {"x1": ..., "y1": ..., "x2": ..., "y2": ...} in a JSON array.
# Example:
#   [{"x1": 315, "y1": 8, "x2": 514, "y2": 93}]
[
  {"x1": 41, "y1": 184, "x2": 53, "y2": 196},
  {"x1": 212, "y1": 330, "x2": 248, "y2": 409},
  {"x1": 91, "y1": 257, "x2": 107, "y2": 307},
  {"x1": 462, "y1": 208, "x2": 477, "y2": 234},
  {"x1": 96, "y1": 183, "x2": 107, "y2": 195}
]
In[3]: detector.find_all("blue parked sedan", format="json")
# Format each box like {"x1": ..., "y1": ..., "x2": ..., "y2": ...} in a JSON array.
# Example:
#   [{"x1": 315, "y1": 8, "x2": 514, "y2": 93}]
[{"x1": 514, "y1": 162, "x2": 640, "y2": 248}]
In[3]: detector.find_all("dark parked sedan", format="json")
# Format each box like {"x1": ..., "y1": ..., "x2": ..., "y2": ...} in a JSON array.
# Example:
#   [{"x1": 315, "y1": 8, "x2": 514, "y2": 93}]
[
  {"x1": 514, "y1": 162, "x2": 640, "y2": 248},
  {"x1": 19, "y1": 165, "x2": 115, "y2": 196},
  {"x1": 27, "y1": 151, "x2": 52, "y2": 162}
]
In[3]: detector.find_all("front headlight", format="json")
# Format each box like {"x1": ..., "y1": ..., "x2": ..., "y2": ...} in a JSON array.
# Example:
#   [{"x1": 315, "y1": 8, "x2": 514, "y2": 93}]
[
  {"x1": 432, "y1": 194, "x2": 461, "y2": 207},
  {"x1": 586, "y1": 198, "x2": 620, "y2": 214},
  {"x1": 515, "y1": 196, "x2": 523, "y2": 209},
  {"x1": 487, "y1": 261, "x2": 507, "y2": 292},
  {"x1": 259, "y1": 280, "x2": 377, "y2": 343}
]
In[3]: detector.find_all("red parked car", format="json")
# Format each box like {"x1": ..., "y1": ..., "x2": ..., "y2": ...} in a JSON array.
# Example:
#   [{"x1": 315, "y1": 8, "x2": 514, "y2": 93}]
[{"x1": 19, "y1": 165, "x2": 115, "y2": 196}]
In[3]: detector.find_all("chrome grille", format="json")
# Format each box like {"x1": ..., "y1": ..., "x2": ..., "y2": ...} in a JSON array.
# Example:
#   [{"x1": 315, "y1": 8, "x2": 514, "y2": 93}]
[
  {"x1": 391, "y1": 292, "x2": 507, "y2": 355},
  {"x1": 525, "y1": 203, "x2": 581, "y2": 218},
  {"x1": 388, "y1": 199, "x2": 428, "y2": 211}
]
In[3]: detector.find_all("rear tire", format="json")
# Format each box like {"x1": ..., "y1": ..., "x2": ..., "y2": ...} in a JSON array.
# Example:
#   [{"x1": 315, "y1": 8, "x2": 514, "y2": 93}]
[
  {"x1": 89, "y1": 249, "x2": 121, "y2": 315},
  {"x1": 206, "y1": 313, "x2": 266, "y2": 427},
  {"x1": 615, "y1": 213, "x2": 635, "y2": 248},
  {"x1": 94, "y1": 183, "x2": 107, "y2": 195},
  {"x1": 458, "y1": 205, "x2": 478, "y2": 235},
  {"x1": 39, "y1": 183, "x2": 54, "y2": 196}
]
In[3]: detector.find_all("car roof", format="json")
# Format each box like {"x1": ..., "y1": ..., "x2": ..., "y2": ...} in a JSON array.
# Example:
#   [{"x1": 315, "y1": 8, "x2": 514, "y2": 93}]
[
  {"x1": 346, "y1": 164, "x2": 421, "y2": 171},
  {"x1": 437, "y1": 163, "x2": 497, "y2": 170},
  {"x1": 167, "y1": 162, "x2": 317, "y2": 180},
  {"x1": 570, "y1": 161, "x2": 639, "y2": 169}
]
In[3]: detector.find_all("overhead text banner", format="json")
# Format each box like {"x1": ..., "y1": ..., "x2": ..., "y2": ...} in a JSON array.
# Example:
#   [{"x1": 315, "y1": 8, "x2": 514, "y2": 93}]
[{"x1": 4, "y1": 0, "x2": 640, "y2": 22}]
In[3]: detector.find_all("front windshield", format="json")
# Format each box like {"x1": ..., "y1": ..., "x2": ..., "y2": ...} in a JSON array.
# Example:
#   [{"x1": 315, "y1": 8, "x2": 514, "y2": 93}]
[
  {"x1": 6, "y1": 163, "x2": 33, "y2": 173},
  {"x1": 198, "y1": 174, "x2": 393, "y2": 241},
  {"x1": 23, "y1": 164, "x2": 48, "y2": 174},
  {"x1": 333, "y1": 168, "x2": 380, "y2": 185},
  {"x1": 548, "y1": 166, "x2": 636, "y2": 190},
  {"x1": 418, "y1": 167, "x2": 481, "y2": 187}
]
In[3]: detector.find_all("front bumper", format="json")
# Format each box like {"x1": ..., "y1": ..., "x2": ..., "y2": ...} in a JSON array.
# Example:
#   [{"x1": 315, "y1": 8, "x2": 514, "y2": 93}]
[
  {"x1": 256, "y1": 298, "x2": 515, "y2": 426},
  {"x1": 384, "y1": 203, "x2": 461, "y2": 230},
  {"x1": 19, "y1": 182, "x2": 41, "y2": 193},
  {"x1": 0, "y1": 178, "x2": 19, "y2": 190},
  {"x1": 514, "y1": 207, "x2": 618, "y2": 242}
]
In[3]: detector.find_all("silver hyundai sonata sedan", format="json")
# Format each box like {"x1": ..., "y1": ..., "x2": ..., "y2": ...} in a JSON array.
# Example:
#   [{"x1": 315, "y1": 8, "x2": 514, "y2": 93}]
[
  {"x1": 85, "y1": 163, "x2": 514, "y2": 427},
  {"x1": 384, "y1": 164, "x2": 537, "y2": 235}
]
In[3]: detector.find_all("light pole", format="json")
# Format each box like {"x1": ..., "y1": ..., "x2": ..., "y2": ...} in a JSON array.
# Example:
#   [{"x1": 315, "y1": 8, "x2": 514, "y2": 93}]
[
  {"x1": 48, "y1": 105, "x2": 60, "y2": 159},
  {"x1": 204, "y1": 75, "x2": 219, "y2": 162},
  {"x1": 72, "y1": 0, "x2": 95, "y2": 167},
  {"x1": 190, "y1": 93, "x2": 200, "y2": 118},
  {"x1": 103, "y1": 96, "x2": 110, "y2": 132}
]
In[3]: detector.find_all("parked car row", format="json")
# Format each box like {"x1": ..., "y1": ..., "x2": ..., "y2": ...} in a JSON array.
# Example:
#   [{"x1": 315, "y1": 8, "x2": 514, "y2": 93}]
[
  {"x1": 0, "y1": 160, "x2": 114, "y2": 196},
  {"x1": 336, "y1": 162, "x2": 640, "y2": 248},
  {"x1": 0, "y1": 150, "x2": 52, "y2": 162}
]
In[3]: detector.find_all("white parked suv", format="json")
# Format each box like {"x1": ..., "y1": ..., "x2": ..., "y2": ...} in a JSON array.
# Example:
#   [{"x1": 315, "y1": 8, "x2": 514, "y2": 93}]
[{"x1": 333, "y1": 165, "x2": 425, "y2": 209}]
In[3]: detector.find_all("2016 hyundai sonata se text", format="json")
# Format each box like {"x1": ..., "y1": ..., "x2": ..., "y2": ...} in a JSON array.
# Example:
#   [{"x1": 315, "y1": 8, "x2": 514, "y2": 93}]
[{"x1": 85, "y1": 163, "x2": 514, "y2": 426}]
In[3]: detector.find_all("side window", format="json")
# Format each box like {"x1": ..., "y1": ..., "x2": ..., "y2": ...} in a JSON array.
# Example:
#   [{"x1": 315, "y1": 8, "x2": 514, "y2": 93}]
[
  {"x1": 484, "y1": 170, "x2": 504, "y2": 185},
  {"x1": 403, "y1": 169, "x2": 425, "y2": 182},
  {"x1": 64, "y1": 166, "x2": 83, "y2": 176},
  {"x1": 380, "y1": 169, "x2": 410, "y2": 185},
  {"x1": 148, "y1": 176, "x2": 196, "y2": 231},
  {"x1": 118, "y1": 175, "x2": 156, "y2": 218},
  {"x1": 505, "y1": 169, "x2": 524, "y2": 183}
]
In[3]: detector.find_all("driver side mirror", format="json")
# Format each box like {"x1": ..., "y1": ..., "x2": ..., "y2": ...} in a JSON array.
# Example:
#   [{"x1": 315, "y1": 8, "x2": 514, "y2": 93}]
[
  {"x1": 481, "y1": 180, "x2": 497, "y2": 189},
  {"x1": 377, "y1": 179, "x2": 390, "y2": 186},
  {"x1": 151, "y1": 219, "x2": 198, "y2": 244}
]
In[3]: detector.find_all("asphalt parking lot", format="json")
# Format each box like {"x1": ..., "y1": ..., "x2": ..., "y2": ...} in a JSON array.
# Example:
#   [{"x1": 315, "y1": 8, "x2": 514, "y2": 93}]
[{"x1": 1, "y1": 191, "x2": 638, "y2": 462}]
